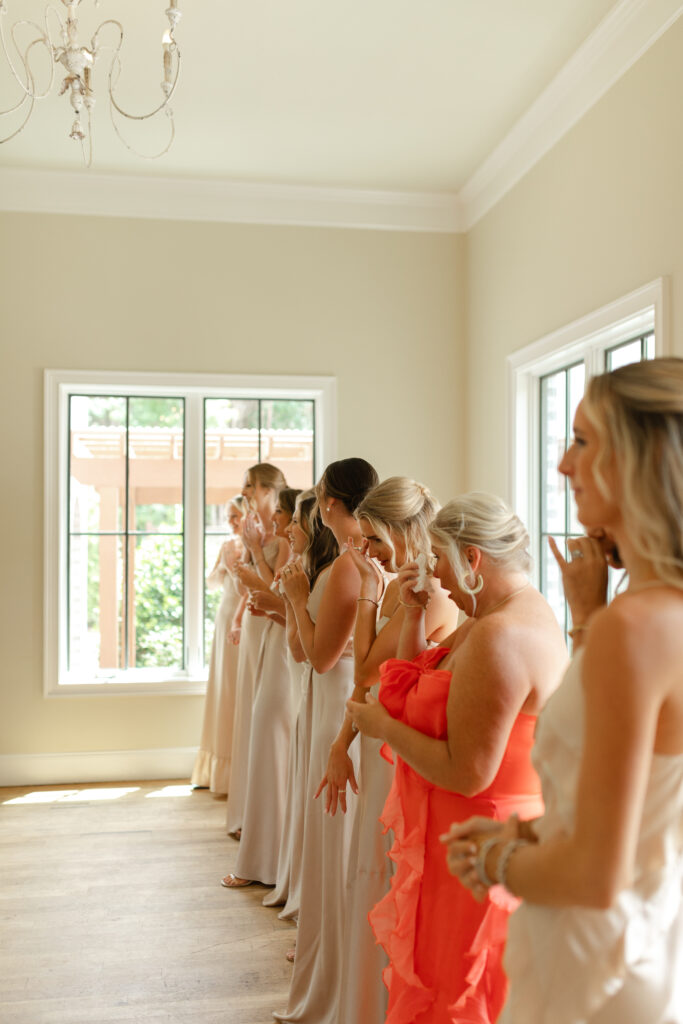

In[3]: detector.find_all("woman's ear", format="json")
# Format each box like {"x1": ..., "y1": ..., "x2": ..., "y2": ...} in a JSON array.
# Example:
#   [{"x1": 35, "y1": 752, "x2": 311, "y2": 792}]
[{"x1": 464, "y1": 546, "x2": 482, "y2": 573}]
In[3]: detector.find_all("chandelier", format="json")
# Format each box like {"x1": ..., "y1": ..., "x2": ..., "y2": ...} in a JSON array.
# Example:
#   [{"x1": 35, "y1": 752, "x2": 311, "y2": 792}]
[{"x1": 0, "y1": 0, "x2": 182, "y2": 166}]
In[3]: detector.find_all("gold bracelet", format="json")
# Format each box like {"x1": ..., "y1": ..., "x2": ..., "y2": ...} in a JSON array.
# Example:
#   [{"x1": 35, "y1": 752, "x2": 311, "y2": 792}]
[
  {"x1": 399, "y1": 599, "x2": 424, "y2": 609},
  {"x1": 357, "y1": 597, "x2": 378, "y2": 606},
  {"x1": 568, "y1": 624, "x2": 587, "y2": 639}
]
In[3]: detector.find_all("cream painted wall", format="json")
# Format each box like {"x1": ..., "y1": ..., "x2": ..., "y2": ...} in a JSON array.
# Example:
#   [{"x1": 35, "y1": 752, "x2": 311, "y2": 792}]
[
  {"x1": 0, "y1": 213, "x2": 465, "y2": 764},
  {"x1": 467, "y1": 14, "x2": 683, "y2": 497}
]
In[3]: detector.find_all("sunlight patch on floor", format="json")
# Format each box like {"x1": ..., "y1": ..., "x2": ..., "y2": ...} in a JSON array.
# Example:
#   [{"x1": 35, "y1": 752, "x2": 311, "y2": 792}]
[
  {"x1": 145, "y1": 784, "x2": 193, "y2": 798},
  {"x1": 3, "y1": 787, "x2": 141, "y2": 805}
]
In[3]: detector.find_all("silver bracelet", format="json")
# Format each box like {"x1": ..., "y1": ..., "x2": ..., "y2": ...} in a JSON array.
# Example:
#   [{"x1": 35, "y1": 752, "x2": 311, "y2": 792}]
[
  {"x1": 474, "y1": 836, "x2": 500, "y2": 889},
  {"x1": 495, "y1": 838, "x2": 530, "y2": 892}
]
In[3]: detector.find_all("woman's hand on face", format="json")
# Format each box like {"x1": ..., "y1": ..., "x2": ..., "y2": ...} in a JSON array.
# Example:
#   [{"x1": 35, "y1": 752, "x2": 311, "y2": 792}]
[
  {"x1": 346, "y1": 692, "x2": 390, "y2": 739},
  {"x1": 242, "y1": 513, "x2": 264, "y2": 552},
  {"x1": 548, "y1": 534, "x2": 609, "y2": 626},
  {"x1": 314, "y1": 743, "x2": 359, "y2": 816},
  {"x1": 397, "y1": 561, "x2": 432, "y2": 610},
  {"x1": 280, "y1": 558, "x2": 310, "y2": 605},
  {"x1": 342, "y1": 537, "x2": 383, "y2": 596}
]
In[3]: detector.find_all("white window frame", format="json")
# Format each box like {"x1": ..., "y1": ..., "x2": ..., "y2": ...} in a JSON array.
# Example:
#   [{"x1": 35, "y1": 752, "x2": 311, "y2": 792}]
[
  {"x1": 507, "y1": 278, "x2": 669, "y2": 591},
  {"x1": 44, "y1": 369, "x2": 336, "y2": 698}
]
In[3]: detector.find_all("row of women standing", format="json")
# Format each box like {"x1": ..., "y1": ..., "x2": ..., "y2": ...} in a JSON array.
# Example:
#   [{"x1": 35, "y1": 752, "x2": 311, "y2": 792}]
[{"x1": 191, "y1": 357, "x2": 683, "y2": 1024}]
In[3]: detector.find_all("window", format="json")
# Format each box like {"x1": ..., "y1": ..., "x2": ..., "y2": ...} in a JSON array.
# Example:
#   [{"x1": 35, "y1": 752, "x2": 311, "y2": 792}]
[
  {"x1": 508, "y1": 280, "x2": 667, "y2": 632},
  {"x1": 45, "y1": 371, "x2": 336, "y2": 696}
]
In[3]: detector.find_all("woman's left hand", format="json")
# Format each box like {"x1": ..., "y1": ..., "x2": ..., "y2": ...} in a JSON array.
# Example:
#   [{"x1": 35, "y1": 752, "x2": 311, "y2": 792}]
[
  {"x1": 280, "y1": 558, "x2": 310, "y2": 605},
  {"x1": 234, "y1": 563, "x2": 268, "y2": 592},
  {"x1": 346, "y1": 692, "x2": 390, "y2": 739},
  {"x1": 440, "y1": 815, "x2": 517, "y2": 900}
]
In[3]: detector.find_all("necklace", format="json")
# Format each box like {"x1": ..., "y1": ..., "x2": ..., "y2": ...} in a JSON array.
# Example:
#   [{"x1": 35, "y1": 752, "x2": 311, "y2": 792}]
[{"x1": 477, "y1": 582, "x2": 530, "y2": 619}]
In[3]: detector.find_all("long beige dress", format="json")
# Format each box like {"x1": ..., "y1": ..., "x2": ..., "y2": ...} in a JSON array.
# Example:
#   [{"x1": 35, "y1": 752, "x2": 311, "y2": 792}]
[
  {"x1": 191, "y1": 541, "x2": 242, "y2": 794},
  {"x1": 234, "y1": 612, "x2": 292, "y2": 884},
  {"x1": 500, "y1": 650, "x2": 683, "y2": 1024},
  {"x1": 262, "y1": 649, "x2": 311, "y2": 917},
  {"x1": 225, "y1": 540, "x2": 278, "y2": 837},
  {"x1": 337, "y1": 613, "x2": 395, "y2": 1024},
  {"x1": 273, "y1": 566, "x2": 360, "y2": 1024}
]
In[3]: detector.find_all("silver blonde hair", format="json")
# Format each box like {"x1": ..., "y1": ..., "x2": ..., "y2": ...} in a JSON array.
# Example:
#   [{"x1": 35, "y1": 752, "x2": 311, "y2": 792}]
[
  {"x1": 355, "y1": 476, "x2": 439, "y2": 572},
  {"x1": 430, "y1": 493, "x2": 532, "y2": 591},
  {"x1": 583, "y1": 357, "x2": 683, "y2": 588}
]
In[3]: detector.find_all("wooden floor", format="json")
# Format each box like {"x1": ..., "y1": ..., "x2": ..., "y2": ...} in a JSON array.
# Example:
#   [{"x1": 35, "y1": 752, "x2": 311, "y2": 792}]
[{"x1": 0, "y1": 781, "x2": 295, "y2": 1024}]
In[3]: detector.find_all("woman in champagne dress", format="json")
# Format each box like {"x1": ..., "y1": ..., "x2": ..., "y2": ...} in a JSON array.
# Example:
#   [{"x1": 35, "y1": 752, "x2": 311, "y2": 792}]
[
  {"x1": 223, "y1": 488, "x2": 299, "y2": 887},
  {"x1": 263, "y1": 489, "x2": 338, "y2": 919},
  {"x1": 191, "y1": 495, "x2": 246, "y2": 795},
  {"x1": 225, "y1": 463, "x2": 288, "y2": 840},
  {"x1": 348, "y1": 494, "x2": 567, "y2": 1023},
  {"x1": 274, "y1": 457, "x2": 379, "y2": 1024},
  {"x1": 316, "y1": 477, "x2": 458, "y2": 1024},
  {"x1": 447, "y1": 359, "x2": 683, "y2": 1024}
]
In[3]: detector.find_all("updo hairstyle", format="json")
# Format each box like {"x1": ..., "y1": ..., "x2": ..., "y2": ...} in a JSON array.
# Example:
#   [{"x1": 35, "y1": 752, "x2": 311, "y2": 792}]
[
  {"x1": 248, "y1": 462, "x2": 287, "y2": 495},
  {"x1": 296, "y1": 489, "x2": 339, "y2": 588},
  {"x1": 277, "y1": 487, "x2": 302, "y2": 519},
  {"x1": 355, "y1": 476, "x2": 439, "y2": 572},
  {"x1": 583, "y1": 357, "x2": 683, "y2": 588},
  {"x1": 430, "y1": 493, "x2": 532, "y2": 592},
  {"x1": 315, "y1": 458, "x2": 379, "y2": 515}
]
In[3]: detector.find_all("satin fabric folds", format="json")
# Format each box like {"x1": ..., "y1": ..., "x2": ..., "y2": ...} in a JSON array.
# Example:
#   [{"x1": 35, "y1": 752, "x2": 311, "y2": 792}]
[{"x1": 372, "y1": 648, "x2": 544, "y2": 1024}]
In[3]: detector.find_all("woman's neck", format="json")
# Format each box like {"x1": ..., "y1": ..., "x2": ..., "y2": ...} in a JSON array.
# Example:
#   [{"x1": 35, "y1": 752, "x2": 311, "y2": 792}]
[
  {"x1": 611, "y1": 528, "x2": 659, "y2": 586},
  {"x1": 331, "y1": 515, "x2": 362, "y2": 550}
]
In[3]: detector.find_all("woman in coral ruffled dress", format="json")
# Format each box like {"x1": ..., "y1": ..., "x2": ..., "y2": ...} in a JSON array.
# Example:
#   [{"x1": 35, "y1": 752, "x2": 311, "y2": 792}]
[{"x1": 347, "y1": 494, "x2": 567, "y2": 1024}]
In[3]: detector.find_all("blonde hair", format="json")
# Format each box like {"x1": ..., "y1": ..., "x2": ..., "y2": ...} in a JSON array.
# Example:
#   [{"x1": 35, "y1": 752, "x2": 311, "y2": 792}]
[
  {"x1": 430, "y1": 493, "x2": 532, "y2": 591},
  {"x1": 583, "y1": 357, "x2": 683, "y2": 588},
  {"x1": 229, "y1": 494, "x2": 246, "y2": 517},
  {"x1": 355, "y1": 476, "x2": 439, "y2": 571},
  {"x1": 247, "y1": 462, "x2": 287, "y2": 496}
]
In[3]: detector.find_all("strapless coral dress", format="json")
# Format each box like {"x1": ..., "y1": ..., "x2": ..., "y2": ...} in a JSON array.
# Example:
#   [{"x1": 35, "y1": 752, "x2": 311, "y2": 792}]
[{"x1": 370, "y1": 647, "x2": 544, "y2": 1024}]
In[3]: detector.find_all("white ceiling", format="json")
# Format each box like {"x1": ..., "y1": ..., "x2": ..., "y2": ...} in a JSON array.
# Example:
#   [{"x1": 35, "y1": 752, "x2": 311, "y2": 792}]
[{"x1": 0, "y1": 0, "x2": 680, "y2": 228}]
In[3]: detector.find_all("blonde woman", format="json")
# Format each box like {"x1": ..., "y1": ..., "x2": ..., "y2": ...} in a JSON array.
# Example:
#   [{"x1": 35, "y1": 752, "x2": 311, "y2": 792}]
[
  {"x1": 316, "y1": 477, "x2": 459, "y2": 1024},
  {"x1": 225, "y1": 462, "x2": 289, "y2": 840},
  {"x1": 447, "y1": 359, "x2": 683, "y2": 1024},
  {"x1": 274, "y1": 457, "x2": 379, "y2": 1024},
  {"x1": 191, "y1": 495, "x2": 246, "y2": 795},
  {"x1": 347, "y1": 494, "x2": 567, "y2": 1024}
]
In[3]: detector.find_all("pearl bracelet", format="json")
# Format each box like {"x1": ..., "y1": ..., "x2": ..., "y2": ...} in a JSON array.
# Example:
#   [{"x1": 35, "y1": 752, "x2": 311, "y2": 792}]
[
  {"x1": 495, "y1": 838, "x2": 530, "y2": 891},
  {"x1": 474, "y1": 836, "x2": 500, "y2": 889}
]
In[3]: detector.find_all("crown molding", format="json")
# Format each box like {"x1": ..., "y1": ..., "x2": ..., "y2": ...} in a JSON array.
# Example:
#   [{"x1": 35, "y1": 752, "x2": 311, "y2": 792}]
[
  {"x1": 2, "y1": 0, "x2": 681, "y2": 234},
  {"x1": 459, "y1": 0, "x2": 683, "y2": 230},
  {"x1": 0, "y1": 166, "x2": 463, "y2": 233}
]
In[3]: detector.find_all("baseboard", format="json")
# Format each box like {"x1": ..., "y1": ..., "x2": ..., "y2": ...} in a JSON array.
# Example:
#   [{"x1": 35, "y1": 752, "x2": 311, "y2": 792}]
[{"x1": 0, "y1": 747, "x2": 198, "y2": 787}]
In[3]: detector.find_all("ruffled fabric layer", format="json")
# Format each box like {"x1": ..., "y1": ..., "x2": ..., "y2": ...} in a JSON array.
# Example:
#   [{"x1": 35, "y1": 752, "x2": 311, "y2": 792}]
[{"x1": 370, "y1": 649, "x2": 525, "y2": 1024}]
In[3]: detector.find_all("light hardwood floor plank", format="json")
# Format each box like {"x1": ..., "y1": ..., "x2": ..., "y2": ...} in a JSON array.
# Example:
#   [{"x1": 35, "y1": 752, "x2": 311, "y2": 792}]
[{"x1": 0, "y1": 781, "x2": 295, "y2": 1024}]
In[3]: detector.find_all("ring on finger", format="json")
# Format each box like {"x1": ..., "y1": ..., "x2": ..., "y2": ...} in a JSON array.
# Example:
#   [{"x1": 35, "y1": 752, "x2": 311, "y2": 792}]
[{"x1": 570, "y1": 549, "x2": 584, "y2": 560}]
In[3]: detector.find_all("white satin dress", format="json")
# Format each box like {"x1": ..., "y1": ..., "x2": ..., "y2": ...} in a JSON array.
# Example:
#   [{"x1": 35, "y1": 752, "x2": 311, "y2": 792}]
[
  {"x1": 263, "y1": 649, "x2": 311, "y2": 918},
  {"x1": 338, "y1": 613, "x2": 395, "y2": 1024},
  {"x1": 273, "y1": 565, "x2": 360, "y2": 1024},
  {"x1": 234, "y1": 608, "x2": 292, "y2": 885},
  {"x1": 191, "y1": 541, "x2": 241, "y2": 794},
  {"x1": 225, "y1": 540, "x2": 278, "y2": 837},
  {"x1": 501, "y1": 649, "x2": 683, "y2": 1024}
]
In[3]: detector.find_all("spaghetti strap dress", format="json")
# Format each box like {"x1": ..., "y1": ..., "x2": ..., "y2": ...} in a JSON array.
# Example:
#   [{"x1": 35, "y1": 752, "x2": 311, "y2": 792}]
[
  {"x1": 500, "y1": 650, "x2": 683, "y2": 1024},
  {"x1": 234, "y1": 600, "x2": 293, "y2": 885},
  {"x1": 191, "y1": 541, "x2": 242, "y2": 794},
  {"x1": 263, "y1": 648, "x2": 312, "y2": 918},
  {"x1": 225, "y1": 539, "x2": 278, "y2": 837},
  {"x1": 273, "y1": 565, "x2": 360, "y2": 1024},
  {"x1": 338, "y1": 612, "x2": 395, "y2": 1024},
  {"x1": 371, "y1": 647, "x2": 544, "y2": 1024}
]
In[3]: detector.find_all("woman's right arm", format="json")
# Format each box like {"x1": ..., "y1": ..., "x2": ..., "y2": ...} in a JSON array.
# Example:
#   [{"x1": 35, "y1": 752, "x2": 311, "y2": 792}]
[{"x1": 287, "y1": 553, "x2": 360, "y2": 674}]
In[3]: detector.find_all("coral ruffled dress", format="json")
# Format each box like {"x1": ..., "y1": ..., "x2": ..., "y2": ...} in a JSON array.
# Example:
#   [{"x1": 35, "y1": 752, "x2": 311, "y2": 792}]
[{"x1": 370, "y1": 648, "x2": 544, "y2": 1024}]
